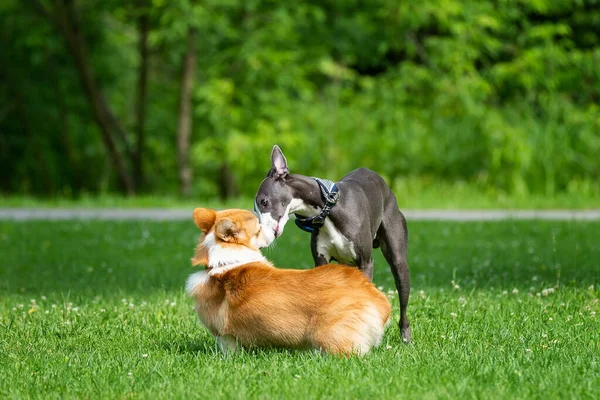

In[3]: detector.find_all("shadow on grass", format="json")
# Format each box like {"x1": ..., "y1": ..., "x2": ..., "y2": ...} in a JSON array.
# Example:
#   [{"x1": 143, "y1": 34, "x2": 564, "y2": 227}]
[
  {"x1": 160, "y1": 335, "x2": 326, "y2": 358},
  {"x1": 162, "y1": 339, "x2": 218, "y2": 355},
  {"x1": 1, "y1": 219, "x2": 599, "y2": 298}
]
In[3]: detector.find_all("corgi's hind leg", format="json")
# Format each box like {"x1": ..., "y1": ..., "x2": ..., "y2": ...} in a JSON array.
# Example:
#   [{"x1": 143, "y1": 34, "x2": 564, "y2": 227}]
[
  {"x1": 310, "y1": 325, "x2": 371, "y2": 356},
  {"x1": 216, "y1": 335, "x2": 238, "y2": 353}
]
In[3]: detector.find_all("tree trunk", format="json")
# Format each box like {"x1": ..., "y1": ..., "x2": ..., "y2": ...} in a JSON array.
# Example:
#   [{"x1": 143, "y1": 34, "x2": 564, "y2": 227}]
[
  {"x1": 45, "y1": 48, "x2": 84, "y2": 195},
  {"x1": 17, "y1": 89, "x2": 54, "y2": 194},
  {"x1": 1, "y1": 62, "x2": 53, "y2": 194},
  {"x1": 45, "y1": 0, "x2": 135, "y2": 195},
  {"x1": 57, "y1": 84, "x2": 84, "y2": 195},
  {"x1": 218, "y1": 162, "x2": 239, "y2": 201},
  {"x1": 177, "y1": 28, "x2": 197, "y2": 197},
  {"x1": 133, "y1": 0, "x2": 149, "y2": 191}
]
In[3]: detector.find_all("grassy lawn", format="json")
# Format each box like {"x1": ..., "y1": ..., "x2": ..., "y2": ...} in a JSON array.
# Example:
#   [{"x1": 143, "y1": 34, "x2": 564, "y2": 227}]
[{"x1": 1, "y1": 218, "x2": 599, "y2": 399}]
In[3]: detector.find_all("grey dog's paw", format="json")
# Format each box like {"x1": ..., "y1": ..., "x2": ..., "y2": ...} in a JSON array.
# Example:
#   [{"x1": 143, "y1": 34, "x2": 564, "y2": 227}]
[{"x1": 401, "y1": 326, "x2": 412, "y2": 344}]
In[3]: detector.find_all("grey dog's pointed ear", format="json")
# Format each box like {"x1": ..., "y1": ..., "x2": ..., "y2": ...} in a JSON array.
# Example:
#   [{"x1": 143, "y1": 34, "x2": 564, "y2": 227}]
[{"x1": 270, "y1": 145, "x2": 289, "y2": 178}]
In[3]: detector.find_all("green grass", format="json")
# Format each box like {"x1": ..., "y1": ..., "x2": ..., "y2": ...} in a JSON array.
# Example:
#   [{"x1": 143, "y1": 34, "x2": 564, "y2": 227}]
[{"x1": 1, "y1": 219, "x2": 599, "y2": 399}]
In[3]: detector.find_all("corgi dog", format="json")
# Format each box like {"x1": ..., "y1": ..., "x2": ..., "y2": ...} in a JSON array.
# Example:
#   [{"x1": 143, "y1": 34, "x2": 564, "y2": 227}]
[{"x1": 185, "y1": 208, "x2": 391, "y2": 355}]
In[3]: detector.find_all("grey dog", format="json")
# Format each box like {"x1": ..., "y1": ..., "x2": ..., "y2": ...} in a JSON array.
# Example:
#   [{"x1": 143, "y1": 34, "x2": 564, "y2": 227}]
[{"x1": 254, "y1": 145, "x2": 411, "y2": 343}]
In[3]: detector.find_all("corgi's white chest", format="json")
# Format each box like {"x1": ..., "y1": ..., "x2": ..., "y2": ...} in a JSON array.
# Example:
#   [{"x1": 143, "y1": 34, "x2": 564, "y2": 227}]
[
  {"x1": 186, "y1": 271, "x2": 229, "y2": 334},
  {"x1": 186, "y1": 270, "x2": 210, "y2": 293}
]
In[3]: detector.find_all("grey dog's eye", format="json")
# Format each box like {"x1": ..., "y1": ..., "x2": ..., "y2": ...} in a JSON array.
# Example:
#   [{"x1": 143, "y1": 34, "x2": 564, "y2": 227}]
[{"x1": 260, "y1": 199, "x2": 268, "y2": 207}]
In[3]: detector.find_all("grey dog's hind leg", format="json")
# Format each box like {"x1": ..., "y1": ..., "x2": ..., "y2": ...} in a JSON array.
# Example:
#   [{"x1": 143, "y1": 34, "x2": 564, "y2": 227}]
[{"x1": 377, "y1": 205, "x2": 411, "y2": 343}]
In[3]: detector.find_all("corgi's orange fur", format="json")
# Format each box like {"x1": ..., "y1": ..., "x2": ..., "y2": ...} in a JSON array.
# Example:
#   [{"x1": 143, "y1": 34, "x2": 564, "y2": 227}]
[{"x1": 186, "y1": 208, "x2": 391, "y2": 355}]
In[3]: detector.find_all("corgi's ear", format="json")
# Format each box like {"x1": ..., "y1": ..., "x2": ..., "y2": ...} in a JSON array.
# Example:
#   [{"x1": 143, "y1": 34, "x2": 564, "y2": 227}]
[
  {"x1": 215, "y1": 218, "x2": 239, "y2": 242},
  {"x1": 193, "y1": 208, "x2": 216, "y2": 233}
]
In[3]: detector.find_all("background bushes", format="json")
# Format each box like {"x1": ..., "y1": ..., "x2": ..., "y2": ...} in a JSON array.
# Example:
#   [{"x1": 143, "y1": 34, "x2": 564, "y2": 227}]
[{"x1": 1, "y1": 0, "x2": 599, "y2": 198}]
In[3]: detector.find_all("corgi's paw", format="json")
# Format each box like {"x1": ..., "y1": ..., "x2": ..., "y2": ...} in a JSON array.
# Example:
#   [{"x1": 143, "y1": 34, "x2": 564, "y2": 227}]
[{"x1": 216, "y1": 335, "x2": 238, "y2": 354}]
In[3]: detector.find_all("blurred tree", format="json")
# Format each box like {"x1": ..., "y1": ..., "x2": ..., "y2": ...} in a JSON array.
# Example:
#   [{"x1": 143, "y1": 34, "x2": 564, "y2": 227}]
[
  {"x1": 133, "y1": 0, "x2": 150, "y2": 190},
  {"x1": 31, "y1": 0, "x2": 135, "y2": 194},
  {"x1": 0, "y1": 0, "x2": 598, "y2": 199},
  {"x1": 177, "y1": 26, "x2": 196, "y2": 197}
]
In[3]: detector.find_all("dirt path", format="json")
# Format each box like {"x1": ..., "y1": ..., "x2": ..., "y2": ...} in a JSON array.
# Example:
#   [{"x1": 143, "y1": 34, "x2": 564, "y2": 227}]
[{"x1": 1, "y1": 208, "x2": 599, "y2": 221}]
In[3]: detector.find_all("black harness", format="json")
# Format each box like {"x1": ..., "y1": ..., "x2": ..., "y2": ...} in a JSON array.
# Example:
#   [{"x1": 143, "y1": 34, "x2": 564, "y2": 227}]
[{"x1": 294, "y1": 178, "x2": 340, "y2": 233}]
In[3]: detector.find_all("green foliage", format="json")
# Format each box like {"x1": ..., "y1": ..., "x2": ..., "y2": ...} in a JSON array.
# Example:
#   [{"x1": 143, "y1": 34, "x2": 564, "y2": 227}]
[
  {"x1": 1, "y1": 220, "x2": 600, "y2": 398},
  {"x1": 1, "y1": 0, "x2": 599, "y2": 198}
]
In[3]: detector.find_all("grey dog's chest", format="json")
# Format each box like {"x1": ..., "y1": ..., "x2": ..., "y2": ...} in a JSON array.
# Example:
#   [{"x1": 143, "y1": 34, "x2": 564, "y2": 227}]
[{"x1": 314, "y1": 219, "x2": 357, "y2": 264}]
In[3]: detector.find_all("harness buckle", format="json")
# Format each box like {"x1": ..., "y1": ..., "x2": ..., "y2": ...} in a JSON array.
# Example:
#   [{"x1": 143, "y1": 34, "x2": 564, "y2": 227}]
[
  {"x1": 326, "y1": 190, "x2": 340, "y2": 205},
  {"x1": 312, "y1": 215, "x2": 325, "y2": 226}
]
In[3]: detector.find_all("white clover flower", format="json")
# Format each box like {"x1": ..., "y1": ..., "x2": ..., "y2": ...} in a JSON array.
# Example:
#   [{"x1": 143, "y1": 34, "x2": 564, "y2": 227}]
[{"x1": 541, "y1": 288, "x2": 555, "y2": 296}]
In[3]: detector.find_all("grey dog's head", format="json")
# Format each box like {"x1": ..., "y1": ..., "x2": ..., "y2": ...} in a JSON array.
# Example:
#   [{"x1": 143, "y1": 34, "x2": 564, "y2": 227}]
[{"x1": 253, "y1": 145, "x2": 296, "y2": 245}]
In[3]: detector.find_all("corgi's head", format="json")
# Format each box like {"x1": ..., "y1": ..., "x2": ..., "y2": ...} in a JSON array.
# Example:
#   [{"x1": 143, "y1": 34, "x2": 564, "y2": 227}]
[{"x1": 191, "y1": 208, "x2": 270, "y2": 273}]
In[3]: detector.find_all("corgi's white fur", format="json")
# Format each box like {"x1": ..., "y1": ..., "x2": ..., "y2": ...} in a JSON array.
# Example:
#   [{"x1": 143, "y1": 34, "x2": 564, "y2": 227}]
[{"x1": 186, "y1": 208, "x2": 391, "y2": 355}]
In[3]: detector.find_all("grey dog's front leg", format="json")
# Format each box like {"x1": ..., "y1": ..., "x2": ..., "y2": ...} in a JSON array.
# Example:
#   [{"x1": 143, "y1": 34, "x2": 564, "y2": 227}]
[
  {"x1": 310, "y1": 231, "x2": 329, "y2": 266},
  {"x1": 358, "y1": 258, "x2": 374, "y2": 281}
]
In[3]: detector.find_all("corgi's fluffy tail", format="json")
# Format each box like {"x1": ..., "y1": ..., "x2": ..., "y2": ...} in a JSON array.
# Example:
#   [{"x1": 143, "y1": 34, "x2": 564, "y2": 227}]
[{"x1": 310, "y1": 295, "x2": 391, "y2": 356}]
